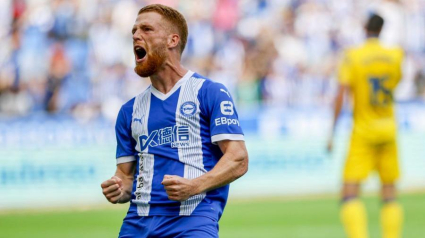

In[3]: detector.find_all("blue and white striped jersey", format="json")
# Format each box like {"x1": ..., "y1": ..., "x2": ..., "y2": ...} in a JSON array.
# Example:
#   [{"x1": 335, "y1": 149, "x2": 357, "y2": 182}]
[{"x1": 115, "y1": 70, "x2": 244, "y2": 221}]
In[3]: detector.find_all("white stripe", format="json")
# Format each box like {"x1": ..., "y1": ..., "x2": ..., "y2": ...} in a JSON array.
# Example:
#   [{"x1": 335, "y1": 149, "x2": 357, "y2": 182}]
[
  {"x1": 116, "y1": 156, "x2": 136, "y2": 164},
  {"x1": 130, "y1": 88, "x2": 154, "y2": 216},
  {"x1": 211, "y1": 134, "x2": 245, "y2": 144},
  {"x1": 175, "y1": 76, "x2": 207, "y2": 216}
]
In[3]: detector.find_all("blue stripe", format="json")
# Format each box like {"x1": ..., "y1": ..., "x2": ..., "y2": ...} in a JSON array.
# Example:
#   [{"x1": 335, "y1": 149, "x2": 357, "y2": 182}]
[{"x1": 147, "y1": 89, "x2": 184, "y2": 215}]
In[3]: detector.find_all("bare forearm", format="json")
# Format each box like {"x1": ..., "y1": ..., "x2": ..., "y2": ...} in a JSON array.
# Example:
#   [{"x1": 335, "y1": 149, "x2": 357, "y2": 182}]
[
  {"x1": 161, "y1": 141, "x2": 248, "y2": 202},
  {"x1": 114, "y1": 173, "x2": 133, "y2": 203},
  {"x1": 115, "y1": 162, "x2": 135, "y2": 203},
  {"x1": 331, "y1": 98, "x2": 342, "y2": 134},
  {"x1": 331, "y1": 86, "x2": 346, "y2": 136},
  {"x1": 192, "y1": 151, "x2": 248, "y2": 194}
]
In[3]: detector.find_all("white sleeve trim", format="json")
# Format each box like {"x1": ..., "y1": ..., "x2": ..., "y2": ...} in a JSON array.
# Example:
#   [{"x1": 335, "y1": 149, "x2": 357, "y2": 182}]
[
  {"x1": 116, "y1": 156, "x2": 136, "y2": 165},
  {"x1": 211, "y1": 134, "x2": 245, "y2": 144}
]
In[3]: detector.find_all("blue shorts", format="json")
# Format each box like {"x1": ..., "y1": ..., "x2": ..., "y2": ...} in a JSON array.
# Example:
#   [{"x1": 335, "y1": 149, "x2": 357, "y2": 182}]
[{"x1": 118, "y1": 214, "x2": 219, "y2": 238}]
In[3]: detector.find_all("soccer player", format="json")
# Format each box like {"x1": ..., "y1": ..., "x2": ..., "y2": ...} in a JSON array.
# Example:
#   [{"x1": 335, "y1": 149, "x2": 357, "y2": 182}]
[
  {"x1": 100, "y1": 4, "x2": 248, "y2": 238},
  {"x1": 328, "y1": 14, "x2": 404, "y2": 238}
]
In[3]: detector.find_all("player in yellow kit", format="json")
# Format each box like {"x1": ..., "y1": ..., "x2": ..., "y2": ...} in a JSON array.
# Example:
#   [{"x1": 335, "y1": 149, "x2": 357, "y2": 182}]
[{"x1": 328, "y1": 14, "x2": 404, "y2": 238}]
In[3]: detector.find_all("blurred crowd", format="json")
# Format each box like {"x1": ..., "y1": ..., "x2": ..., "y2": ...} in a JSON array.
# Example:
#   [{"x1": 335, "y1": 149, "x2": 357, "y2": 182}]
[{"x1": 0, "y1": 0, "x2": 424, "y2": 121}]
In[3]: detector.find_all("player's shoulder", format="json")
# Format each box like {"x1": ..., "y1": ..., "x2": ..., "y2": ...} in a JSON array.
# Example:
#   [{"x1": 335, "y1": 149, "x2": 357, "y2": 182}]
[
  {"x1": 116, "y1": 97, "x2": 136, "y2": 122},
  {"x1": 341, "y1": 46, "x2": 360, "y2": 62},
  {"x1": 344, "y1": 40, "x2": 365, "y2": 52},
  {"x1": 372, "y1": 45, "x2": 404, "y2": 64},
  {"x1": 115, "y1": 97, "x2": 135, "y2": 126},
  {"x1": 192, "y1": 72, "x2": 227, "y2": 92},
  {"x1": 386, "y1": 46, "x2": 404, "y2": 60},
  {"x1": 121, "y1": 97, "x2": 136, "y2": 112},
  {"x1": 192, "y1": 72, "x2": 212, "y2": 85},
  {"x1": 192, "y1": 73, "x2": 232, "y2": 107},
  {"x1": 339, "y1": 47, "x2": 358, "y2": 68},
  {"x1": 344, "y1": 46, "x2": 358, "y2": 54},
  {"x1": 373, "y1": 41, "x2": 404, "y2": 58},
  {"x1": 121, "y1": 86, "x2": 151, "y2": 111}
]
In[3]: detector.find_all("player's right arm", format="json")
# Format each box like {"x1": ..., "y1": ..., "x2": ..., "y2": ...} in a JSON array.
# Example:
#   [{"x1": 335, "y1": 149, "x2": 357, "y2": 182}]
[
  {"x1": 328, "y1": 84, "x2": 349, "y2": 152},
  {"x1": 328, "y1": 50, "x2": 353, "y2": 152},
  {"x1": 101, "y1": 101, "x2": 138, "y2": 204},
  {"x1": 101, "y1": 161, "x2": 136, "y2": 204}
]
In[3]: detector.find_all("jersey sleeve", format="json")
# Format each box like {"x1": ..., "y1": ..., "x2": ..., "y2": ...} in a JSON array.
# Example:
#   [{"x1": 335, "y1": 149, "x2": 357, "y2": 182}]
[
  {"x1": 115, "y1": 106, "x2": 137, "y2": 164},
  {"x1": 338, "y1": 50, "x2": 354, "y2": 86},
  {"x1": 201, "y1": 82, "x2": 244, "y2": 144}
]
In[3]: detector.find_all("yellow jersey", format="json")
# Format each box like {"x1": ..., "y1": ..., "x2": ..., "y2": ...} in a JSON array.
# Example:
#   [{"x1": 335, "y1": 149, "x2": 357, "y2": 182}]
[{"x1": 338, "y1": 38, "x2": 403, "y2": 143}]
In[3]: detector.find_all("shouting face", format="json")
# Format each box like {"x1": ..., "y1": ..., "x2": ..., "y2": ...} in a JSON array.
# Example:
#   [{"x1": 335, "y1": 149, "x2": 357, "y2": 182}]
[{"x1": 132, "y1": 12, "x2": 169, "y2": 77}]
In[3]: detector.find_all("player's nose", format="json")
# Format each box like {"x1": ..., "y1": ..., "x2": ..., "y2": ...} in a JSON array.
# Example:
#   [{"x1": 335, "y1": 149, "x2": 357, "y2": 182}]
[{"x1": 132, "y1": 30, "x2": 142, "y2": 41}]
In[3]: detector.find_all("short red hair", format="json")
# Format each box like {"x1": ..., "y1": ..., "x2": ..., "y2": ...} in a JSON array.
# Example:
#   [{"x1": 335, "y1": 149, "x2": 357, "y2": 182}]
[{"x1": 138, "y1": 4, "x2": 188, "y2": 54}]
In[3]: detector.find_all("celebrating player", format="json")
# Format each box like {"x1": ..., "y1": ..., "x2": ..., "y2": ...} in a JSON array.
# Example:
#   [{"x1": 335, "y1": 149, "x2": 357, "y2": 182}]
[
  {"x1": 100, "y1": 4, "x2": 248, "y2": 238},
  {"x1": 328, "y1": 14, "x2": 404, "y2": 238}
]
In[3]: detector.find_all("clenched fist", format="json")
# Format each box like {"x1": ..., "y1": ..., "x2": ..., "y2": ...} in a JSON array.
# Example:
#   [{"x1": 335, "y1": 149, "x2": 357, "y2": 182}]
[
  {"x1": 161, "y1": 175, "x2": 199, "y2": 201},
  {"x1": 101, "y1": 176, "x2": 124, "y2": 204}
]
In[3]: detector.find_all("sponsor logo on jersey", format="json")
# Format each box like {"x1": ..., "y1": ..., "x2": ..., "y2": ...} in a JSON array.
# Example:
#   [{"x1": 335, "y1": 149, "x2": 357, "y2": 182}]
[
  {"x1": 215, "y1": 117, "x2": 240, "y2": 127},
  {"x1": 220, "y1": 101, "x2": 234, "y2": 115},
  {"x1": 180, "y1": 101, "x2": 197, "y2": 117},
  {"x1": 133, "y1": 115, "x2": 145, "y2": 125},
  {"x1": 139, "y1": 125, "x2": 190, "y2": 151},
  {"x1": 220, "y1": 88, "x2": 231, "y2": 98}
]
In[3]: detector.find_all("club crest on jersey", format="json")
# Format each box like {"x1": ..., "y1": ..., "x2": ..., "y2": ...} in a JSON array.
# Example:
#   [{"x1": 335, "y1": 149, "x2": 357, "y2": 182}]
[{"x1": 180, "y1": 101, "x2": 197, "y2": 117}]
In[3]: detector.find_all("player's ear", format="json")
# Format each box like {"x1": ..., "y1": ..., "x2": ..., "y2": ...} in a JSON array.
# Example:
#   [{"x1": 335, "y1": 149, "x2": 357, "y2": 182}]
[{"x1": 167, "y1": 33, "x2": 180, "y2": 50}]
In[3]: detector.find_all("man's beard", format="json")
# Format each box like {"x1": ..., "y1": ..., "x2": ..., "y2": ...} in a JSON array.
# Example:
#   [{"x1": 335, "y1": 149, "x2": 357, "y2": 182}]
[{"x1": 134, "y1": 45, "x2": 166, "y2": 78}]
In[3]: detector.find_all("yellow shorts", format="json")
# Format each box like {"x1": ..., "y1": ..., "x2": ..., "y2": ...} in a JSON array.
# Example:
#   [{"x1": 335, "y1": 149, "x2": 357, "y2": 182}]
[{"x1": 343, "y1": 135, "x2": 400, "y2": 184}]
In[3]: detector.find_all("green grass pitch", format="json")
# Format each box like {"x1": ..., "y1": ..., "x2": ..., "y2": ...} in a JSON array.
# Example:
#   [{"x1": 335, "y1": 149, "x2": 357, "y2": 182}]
[{"x1": 1, "y1": 193, "x2": 424, "y2": 238}]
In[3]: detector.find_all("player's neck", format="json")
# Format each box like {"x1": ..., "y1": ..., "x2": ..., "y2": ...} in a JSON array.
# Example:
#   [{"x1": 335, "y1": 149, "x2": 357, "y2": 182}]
[
  {"x1": 150, "y1": 58, "x2": 188, "y2": 94},
  {"x1": 366, "y1": 31, "x2": 380, "y2": 39}
]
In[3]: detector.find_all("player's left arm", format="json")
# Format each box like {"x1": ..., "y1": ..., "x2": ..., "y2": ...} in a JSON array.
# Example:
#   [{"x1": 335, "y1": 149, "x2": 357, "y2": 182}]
[
  {"x1": 162, "y1": 140, "x2": 248, "y2": 201},
  {"x1": 162, "y1": 81, "x2": 248, "y2": 201}
]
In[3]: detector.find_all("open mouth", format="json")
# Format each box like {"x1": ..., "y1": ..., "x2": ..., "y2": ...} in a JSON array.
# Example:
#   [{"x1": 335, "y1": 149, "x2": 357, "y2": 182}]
[{"x1": 134, "y1": 46, "x2": 146, "y2": 62}]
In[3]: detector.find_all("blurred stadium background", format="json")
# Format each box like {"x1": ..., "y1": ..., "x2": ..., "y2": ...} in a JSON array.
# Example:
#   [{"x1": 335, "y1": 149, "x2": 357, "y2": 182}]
[{"x1": 1, "y1": 0, "x2": 424, "y2": 237}]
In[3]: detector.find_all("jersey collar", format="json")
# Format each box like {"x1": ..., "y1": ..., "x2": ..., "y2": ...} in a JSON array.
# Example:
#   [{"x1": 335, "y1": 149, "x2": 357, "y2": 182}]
[
  {"x1": 150, "y1": 70, "x2": 194, "y2": 101},
  {"x1": 366, "y1": 37, "x2": 380, "y2": 44}
]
